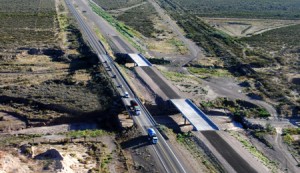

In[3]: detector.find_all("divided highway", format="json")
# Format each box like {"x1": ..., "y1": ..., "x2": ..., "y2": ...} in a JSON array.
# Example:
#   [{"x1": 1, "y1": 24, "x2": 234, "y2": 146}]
[{"x1": 65, "y1": 0, "x2": 188, "y2": 172}]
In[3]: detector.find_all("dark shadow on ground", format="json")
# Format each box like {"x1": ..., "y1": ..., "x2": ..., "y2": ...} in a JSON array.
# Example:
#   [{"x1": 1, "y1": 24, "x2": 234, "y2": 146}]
[
  {"x1": 120, "y1": 135, "x2": 150, "y2": 149},
  {"x1": 206, "y1": 110, "x2": 227, "y2": 116},
  {"x1": 247, "y1": 93, "x2": 263, "y2": 100},
  {"x1": 289, "y1": 118, "x2": 300, "y2": 126},
  {"x1": 68, "y1": 123, "x2": 98, "y2": 131},
  {"x1": 153, "y1": 115, "x2": 183, "y2": 133},
  {"x1": 0, "y1": 110, "x2": 29, "y2": 126},
  {"x1": 34, "y1": 149, "x2": 63, "y2": 171},
  {"x1": 34, "y1": 149, "x2": 63, "y2": 160}
]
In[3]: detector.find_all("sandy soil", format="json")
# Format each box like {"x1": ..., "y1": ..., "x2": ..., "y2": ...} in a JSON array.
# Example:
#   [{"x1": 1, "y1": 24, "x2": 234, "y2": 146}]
[
  {"x1": 146, "y1": 16, "x2": 189, "y2": 56},
  {"x1": 10, "y1": 123, "x2": 98, "y2": 135},
  {"x1": 0, "y1": 135, "x2": 127, "y2": 173}
]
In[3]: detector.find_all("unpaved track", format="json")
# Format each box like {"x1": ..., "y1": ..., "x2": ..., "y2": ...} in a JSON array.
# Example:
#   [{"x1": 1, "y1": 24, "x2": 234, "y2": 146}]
[
  {"x1": 147, "y1": 0, "x2": 204, "y2": 66},
  {"x1": 274, "y1": 130, "x2": 299, "y2": 173},
  {"x1": 108, "y1": 1, "x2": 147, "y2": 13},
  {"x1": 201, "y1": 78, "x2": 279, "y2": 119}
]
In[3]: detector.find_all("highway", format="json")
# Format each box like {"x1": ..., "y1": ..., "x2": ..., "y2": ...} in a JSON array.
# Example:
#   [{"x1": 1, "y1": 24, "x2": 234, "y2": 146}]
[{"x1": 65, "y1": 0, "x2": 188, "y2": 172}]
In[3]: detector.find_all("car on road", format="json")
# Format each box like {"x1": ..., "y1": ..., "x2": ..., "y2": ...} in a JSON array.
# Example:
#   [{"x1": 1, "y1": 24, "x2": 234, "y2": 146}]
[
  {"x1": 124, "y1": 92, "x2": 129, "y2": 98},
  {"x1": 112, "y1": 74, "x2": 116, "y2": 78},
  {"x1": 130, "y1": 100, "x2": 141, "y2": 115}
]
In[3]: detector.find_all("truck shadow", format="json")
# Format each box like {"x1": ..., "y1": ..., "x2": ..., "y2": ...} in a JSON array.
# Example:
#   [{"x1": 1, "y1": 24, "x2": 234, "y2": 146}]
[{"x1": 120, "y1": 135, "x2": 151, "y2": 149}]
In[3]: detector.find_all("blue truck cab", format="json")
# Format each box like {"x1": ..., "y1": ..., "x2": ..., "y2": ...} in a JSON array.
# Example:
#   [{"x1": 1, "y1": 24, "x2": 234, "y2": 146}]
[{"x1": 147, "y1": 128, "x2": 158, "y2": 144}]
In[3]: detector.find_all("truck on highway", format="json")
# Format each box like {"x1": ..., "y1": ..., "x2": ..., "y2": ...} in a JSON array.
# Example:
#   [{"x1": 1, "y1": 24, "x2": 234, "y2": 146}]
[
  {"x1": 130, "y1": 100, "x2": 141, "y2": 115},
  {"x1": 147, "y1": 128, "x2": 158, "y2": 144}
]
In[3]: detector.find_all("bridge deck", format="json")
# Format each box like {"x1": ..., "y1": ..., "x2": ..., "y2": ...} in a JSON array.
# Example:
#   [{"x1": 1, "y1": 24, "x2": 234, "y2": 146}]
[
  {"x1": 128, "y1": 54, "x2": 152, "y2": 66},
  {"x1": 170, "y1": 99, "x2": 219, "y2": 131}
]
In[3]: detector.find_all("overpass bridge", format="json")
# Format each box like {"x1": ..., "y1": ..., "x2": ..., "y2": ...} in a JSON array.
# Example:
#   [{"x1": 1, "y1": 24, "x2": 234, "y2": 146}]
[
  {"x1": 170, "y1": 99, "x2": 219, "y2": 131},
  {"x1": 128, "y1": 53, "x2": 152, "y2": 67}
]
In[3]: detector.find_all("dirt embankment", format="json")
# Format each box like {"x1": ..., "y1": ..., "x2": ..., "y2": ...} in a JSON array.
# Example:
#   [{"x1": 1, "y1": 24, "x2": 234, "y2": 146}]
[{"x1": 0, "y1": 135, "x2": 127, "y2": 173}]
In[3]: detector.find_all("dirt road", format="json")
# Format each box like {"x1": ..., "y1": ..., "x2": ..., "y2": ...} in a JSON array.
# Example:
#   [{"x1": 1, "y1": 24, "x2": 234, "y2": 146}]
[
  {"x1": 147, "y1": 0, "x2": 205, "y2": 65},
  {"x1": 201, "y1": 77, "x2": 279, "y2": 119}
]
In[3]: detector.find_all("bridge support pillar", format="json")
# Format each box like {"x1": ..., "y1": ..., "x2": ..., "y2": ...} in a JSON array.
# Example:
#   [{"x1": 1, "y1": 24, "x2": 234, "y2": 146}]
[{"x1": 183, "y1": 116, "x2": 187, "y2": 125}]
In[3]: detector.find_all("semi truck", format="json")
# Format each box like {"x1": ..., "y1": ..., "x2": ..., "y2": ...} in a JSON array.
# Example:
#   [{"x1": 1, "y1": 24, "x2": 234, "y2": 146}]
[
  {"x1": 130, "y1": 100, "x2": 141, "y2": 115},
  {"x1": 147, "y1": 128, "x2": 158, "y2": 144}
]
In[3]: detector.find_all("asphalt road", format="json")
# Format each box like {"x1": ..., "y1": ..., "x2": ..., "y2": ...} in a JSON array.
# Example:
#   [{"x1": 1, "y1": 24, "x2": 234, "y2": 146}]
[
  {"x1": 141, "y1": 66, "x2": 181, "y2": 99},
  {"x1": 65, "y1": 0, "x2": 188, "y2": 172},
  {"x1": 202, "y1": 131, "x2": 258, "y2": 173},
  {"x1": 112, "y1": 36, "x2": 135, "y2": 53}
]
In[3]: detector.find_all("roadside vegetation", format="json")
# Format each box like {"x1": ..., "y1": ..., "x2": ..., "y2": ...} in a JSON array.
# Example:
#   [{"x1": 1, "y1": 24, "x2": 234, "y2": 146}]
[
  {"x1": 158, "y1": 125, "x2": 226, "y2": 173},
  {"x1": 90, "y1": 1, "x2": 144, "y2": 52},
  {"x1": 282, "y1": 128, "x2": 300, "y2": 162},
  {"x1": 92, "y1": 0, "x2": 188, "y2": 55},
  {"x1": 116, "y1": 2, "x2": 158, "y2": 38},
  {"x1": 229, "y1": 131, "x2": 278, "y2": 171},
  {"x1": 188, "y1": 67, "x2": 232, "y2": 78},
  {"x1": 201, "y1": 98, "x2": 271, "y2": 120},
  {"x1": 176, "y1": 132, "x2": 226, "y2": 173}
]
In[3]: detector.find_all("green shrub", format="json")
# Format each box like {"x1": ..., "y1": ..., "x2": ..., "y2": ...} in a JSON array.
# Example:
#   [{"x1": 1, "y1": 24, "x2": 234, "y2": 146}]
[{"x1": 283, "y1": 134, "x2": 293, "y2": 145}]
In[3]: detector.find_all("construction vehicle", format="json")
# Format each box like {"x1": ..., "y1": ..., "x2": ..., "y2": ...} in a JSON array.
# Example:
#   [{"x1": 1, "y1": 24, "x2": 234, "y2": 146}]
[
  {"x1": 130, "y1": 100, "x2": 141, "y2": 115},
  {"x1": 147, "y1": 128, "x2": 158, "y2": 144}
]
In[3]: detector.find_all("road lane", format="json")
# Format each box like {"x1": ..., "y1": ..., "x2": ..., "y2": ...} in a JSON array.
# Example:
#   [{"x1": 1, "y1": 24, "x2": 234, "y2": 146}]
[{"x1": 65, "y1": 0, "x2": 188, "y2": 172}]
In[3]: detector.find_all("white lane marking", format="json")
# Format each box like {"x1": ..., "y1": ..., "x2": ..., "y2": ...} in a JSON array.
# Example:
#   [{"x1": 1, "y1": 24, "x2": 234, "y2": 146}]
[{"x1": 134, "y1": 114, "x2": 171, "y2": 173}]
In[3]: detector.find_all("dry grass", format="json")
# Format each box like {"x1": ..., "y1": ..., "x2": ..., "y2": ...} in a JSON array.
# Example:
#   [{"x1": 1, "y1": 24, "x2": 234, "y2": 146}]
[{"x1": 146, "y1": 17, "x2": 188, "y2": 55}]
